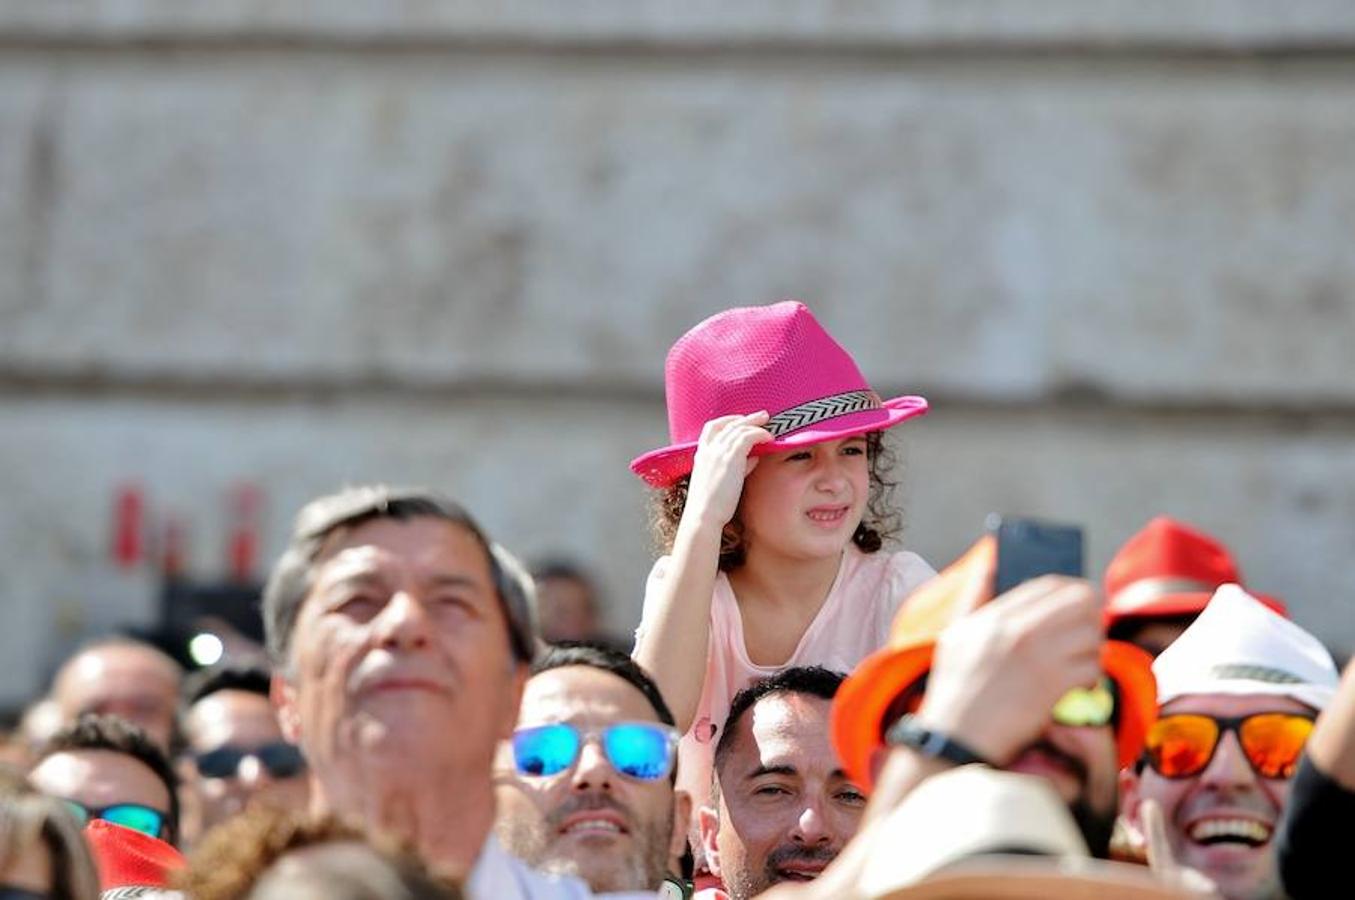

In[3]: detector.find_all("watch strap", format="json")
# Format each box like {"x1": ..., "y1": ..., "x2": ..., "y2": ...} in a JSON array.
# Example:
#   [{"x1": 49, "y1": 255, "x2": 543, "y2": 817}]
[{"x1": 884, "y1": 714, "x2": 992, "y2": 767}]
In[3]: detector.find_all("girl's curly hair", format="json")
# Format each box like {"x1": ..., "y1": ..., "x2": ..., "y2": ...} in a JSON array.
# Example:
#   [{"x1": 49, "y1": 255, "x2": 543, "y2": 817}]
[{"x1": 649, "y1": 430, "x2": 902, "y2": 571}]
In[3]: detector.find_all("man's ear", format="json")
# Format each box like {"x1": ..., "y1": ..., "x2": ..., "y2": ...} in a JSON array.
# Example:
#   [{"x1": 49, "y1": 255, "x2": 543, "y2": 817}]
[
  {"x1": 271, "y1": 673, "x2": 301, "y2": 743},
  {"x1": 670, "y1": 790, "x2": 694, "y2": 861},
  {"x1": 498, "y1": 663, "x2": 529, "y2": 741},
  {"x1": 697, "y1": 803, "x2": 722, "y2": 878}
]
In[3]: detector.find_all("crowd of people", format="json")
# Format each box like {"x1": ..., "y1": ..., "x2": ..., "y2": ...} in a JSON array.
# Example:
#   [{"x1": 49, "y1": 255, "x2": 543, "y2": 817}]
[{"x1": 2, "y1": 301, "x2": 1352, "y2": 899}]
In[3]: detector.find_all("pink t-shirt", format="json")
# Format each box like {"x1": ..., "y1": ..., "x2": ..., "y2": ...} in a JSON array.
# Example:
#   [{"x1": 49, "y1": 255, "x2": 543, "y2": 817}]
[{"x1": 636, "y1": 545, "x2": 936, "y2": 809}]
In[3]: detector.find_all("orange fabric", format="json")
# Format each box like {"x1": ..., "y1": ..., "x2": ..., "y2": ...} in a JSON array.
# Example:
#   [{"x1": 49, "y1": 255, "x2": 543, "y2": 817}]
[
  {"x1": 833, "y1": 535, "x2": 1158, "y2": 793},
  {"x1": 1100, "y1": 640, "x2": 1157, "y2": 769}
]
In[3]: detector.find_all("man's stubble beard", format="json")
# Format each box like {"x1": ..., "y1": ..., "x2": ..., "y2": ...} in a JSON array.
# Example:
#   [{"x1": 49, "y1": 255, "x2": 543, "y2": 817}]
[
  {"x1": 1022, "y1": 737, "x2": 1118, "y2": 860},
  {"x1": 499, "y1": 796, "x2": 673, "y2": 893},
  {"x1": 724, "y1": 864, "x2": 769, "y2": 900},
  {"x1": 724, "y1": 844, "x2": 839, "y2": 900}
]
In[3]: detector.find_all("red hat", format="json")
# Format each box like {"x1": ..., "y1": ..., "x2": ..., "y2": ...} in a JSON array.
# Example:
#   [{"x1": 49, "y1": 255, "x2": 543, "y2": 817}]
[
  {"x1": 833, "y1": 535, "x2": 1157, "y2": 793},
  {"x1": 629, "y1": 301, "x2": 929, "y2": 488},
  {"x1": 1103, "y1": 517, "x2": 1286, "y2": 630},
  {"x1": 85, "y1": 819, "x2": 185, "y2": 894}
]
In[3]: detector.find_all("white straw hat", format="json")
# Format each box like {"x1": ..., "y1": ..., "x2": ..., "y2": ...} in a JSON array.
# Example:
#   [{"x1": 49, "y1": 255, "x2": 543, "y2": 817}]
[{"x1": 1153, "y1": 583, "x2": 1338, "y2": 711}]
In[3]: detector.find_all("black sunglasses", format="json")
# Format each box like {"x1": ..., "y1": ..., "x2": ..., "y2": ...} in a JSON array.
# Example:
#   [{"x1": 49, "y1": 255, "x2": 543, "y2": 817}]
[{"x1": 194, "y1": 741, "x2": 307, "y2": 780}]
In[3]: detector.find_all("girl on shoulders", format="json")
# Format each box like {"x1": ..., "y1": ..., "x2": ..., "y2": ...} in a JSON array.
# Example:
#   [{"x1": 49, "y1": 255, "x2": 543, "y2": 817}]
[{"x1": 630, "y1": 300, "x2": 935, "y2": 813}]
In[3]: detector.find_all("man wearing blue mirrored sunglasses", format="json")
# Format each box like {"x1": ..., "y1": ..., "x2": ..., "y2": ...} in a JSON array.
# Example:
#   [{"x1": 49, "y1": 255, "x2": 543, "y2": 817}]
[
  {"x1": 496, "y1": 643, "x2": 691, "y2": 898},
  {"x1": 29, "y1": 714, "x2": 179, "y2": 846}
]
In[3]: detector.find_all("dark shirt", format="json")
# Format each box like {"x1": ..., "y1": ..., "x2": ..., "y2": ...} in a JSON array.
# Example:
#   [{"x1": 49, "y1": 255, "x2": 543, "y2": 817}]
[{"x1": 1277, "y1": 753, "x2": 1355, "y2": 899}]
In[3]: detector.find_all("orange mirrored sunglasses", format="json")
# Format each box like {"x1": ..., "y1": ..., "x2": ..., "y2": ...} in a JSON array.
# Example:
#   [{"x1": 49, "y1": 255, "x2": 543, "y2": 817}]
[{"x1": 1144, "y1": 712, "x2": 1315, "y2": 780}]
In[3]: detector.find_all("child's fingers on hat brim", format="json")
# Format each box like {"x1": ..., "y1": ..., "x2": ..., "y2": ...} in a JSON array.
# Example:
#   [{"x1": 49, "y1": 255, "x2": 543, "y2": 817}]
[
  {"x1": 702, "y1": 424, "x2": 771, "y2": 455},
  {"x1": 699, "y1": 413, "x2": 757, "y2": 440},
  {"x1": 736, "y1": 424, "x2": 775, "y2": 447},
  {"x1": 708, "y1": 420, "x2": 771, "y2": 449}
]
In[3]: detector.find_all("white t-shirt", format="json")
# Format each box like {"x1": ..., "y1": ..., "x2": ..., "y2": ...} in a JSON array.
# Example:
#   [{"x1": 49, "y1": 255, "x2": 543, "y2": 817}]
[
  {"x1": 637, "y1": 545, "x2": 936, "y2": 808},
  {"x1": 467, "y1": 833, "x2": 594, "y2": 899}
]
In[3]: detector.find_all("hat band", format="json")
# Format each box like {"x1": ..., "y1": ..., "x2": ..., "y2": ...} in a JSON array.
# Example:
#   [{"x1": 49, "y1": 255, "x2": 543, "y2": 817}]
[
  {"x1": 1209, "y1": 663, "x2": 1305, "y2": 685},
  {"x1": 1110, "y1": 576, "x2": 1218, "y2": 613},
  {"x1": 765, "y1": 390, "x2": 883, "y2": 438}
]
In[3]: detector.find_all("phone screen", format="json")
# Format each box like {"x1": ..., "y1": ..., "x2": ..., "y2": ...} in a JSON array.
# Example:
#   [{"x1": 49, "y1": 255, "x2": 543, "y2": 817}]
[{"x1": 989, "y1": 516, "x2": 1084, "y2": 596}]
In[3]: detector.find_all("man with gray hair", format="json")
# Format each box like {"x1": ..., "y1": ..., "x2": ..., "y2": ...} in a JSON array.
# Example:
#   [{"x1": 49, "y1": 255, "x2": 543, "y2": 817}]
[{"x1": 263, "y1": 485, "x2": 593, "y2": 898}]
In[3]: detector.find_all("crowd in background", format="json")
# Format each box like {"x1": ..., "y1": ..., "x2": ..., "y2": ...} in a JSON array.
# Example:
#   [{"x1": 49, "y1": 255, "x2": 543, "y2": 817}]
[{"x1": 2, "y1": 303, "x2": 1352, "y2": 900}]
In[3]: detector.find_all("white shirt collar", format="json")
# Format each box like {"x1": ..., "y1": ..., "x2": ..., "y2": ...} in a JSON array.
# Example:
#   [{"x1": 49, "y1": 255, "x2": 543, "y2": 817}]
[{"x1": 466, "y1": 833, "x2": 596, "y2": 900}]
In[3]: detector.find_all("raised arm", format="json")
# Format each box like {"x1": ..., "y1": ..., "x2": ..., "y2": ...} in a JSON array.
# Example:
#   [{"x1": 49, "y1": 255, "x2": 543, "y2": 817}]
[
  {"x1": 1304, "y1": 657, "x2": 1355, "y2": 787},
  {"x1": 1277, "y1": 657, "x2": 1355, "y2": 899},
  {"x1": 632, "y1": 411, "x2": 771, "y2": 733}
]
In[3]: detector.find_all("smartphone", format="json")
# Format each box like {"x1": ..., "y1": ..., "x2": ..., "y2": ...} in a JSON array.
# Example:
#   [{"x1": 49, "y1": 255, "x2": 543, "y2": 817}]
[{"x1": 987, "y1": 515, "x2": 1084, "y2": 595}]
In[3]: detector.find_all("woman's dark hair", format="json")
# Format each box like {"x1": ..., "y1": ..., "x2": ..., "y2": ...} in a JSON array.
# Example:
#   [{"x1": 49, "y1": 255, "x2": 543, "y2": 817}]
[{"x1": 650, "y1": 430, "x2": 902, "y2": 571}]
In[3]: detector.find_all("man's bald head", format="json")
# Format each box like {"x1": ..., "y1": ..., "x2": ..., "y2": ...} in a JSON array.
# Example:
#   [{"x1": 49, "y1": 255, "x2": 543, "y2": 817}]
[{"x1": 51, "y1": 637, "x2": 182, "y2": 752}]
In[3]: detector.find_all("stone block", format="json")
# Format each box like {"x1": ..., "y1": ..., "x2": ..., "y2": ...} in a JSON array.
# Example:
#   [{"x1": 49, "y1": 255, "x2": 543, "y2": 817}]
[
  {"x1": 1, "y1": 52, "x2": 1354, "y2": 402},
  {"x1": 3, "y1": 1, "x2": 1355, "y2": 48}
]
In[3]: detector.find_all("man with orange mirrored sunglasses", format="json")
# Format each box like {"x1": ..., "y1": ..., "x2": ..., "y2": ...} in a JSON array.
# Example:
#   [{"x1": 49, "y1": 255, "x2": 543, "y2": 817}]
[{"x1": 1119, "y1": 585, "x2": 1338, "y2": 900}]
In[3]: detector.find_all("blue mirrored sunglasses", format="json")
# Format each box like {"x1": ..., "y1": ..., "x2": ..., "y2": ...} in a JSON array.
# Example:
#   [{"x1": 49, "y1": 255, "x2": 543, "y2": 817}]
[
  {"x1": 511, "y1": 722, "x2": 678, "y2": 782},
  {"x1": 62, "y1": 799, "x2": 167, "y2": 840}
]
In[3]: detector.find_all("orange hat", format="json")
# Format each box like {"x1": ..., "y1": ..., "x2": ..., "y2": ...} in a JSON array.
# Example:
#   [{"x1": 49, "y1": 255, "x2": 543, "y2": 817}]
[
  {"x1": 832, "y1": 535, "x2": 1157, "y2": 793},
  {"x1": 1103, "y1": 517, "x2": 1286, "y2": 630}
]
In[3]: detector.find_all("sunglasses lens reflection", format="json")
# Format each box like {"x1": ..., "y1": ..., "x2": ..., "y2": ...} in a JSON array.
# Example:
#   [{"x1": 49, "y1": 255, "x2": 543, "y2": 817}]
[
  {"x1": 257, "y1": 742, "x2": 307, "y2": 778},
  {"x1": 1147, "y1": 714, "x2": 1218, "y2": 778},
  {"x1": 195, "y1": 747, "x2": 244, "y2": 778},
  {"x1": 1240, "y1": 714, "x2": 1314, "y2": 779},
  {"x1": 512, "y1": 723, "x2": 580, "y2": 777},
  {"x1": 102, "y1": 804, "x2": 165, "y2": 838},
  {"x1": 604, "y1": 724, "x2": 673, "y2": 781}
]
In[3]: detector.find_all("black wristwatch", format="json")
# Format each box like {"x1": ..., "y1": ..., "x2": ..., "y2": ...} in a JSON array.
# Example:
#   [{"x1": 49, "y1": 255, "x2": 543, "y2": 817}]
[{"x1": 884, "y1": 714, "x2": 993, "y2": 767}]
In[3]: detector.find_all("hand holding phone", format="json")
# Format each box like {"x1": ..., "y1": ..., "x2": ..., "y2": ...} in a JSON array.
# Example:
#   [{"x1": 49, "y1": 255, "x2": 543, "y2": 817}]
[{"x1": 914, "y1": 516, "x2": 1100, "y2": 765}]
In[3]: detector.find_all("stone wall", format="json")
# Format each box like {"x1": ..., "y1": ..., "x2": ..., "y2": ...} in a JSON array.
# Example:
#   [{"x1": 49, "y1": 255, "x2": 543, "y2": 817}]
[{"x1": 3, "y1": 1, "x2": 1354, "y2": 705}]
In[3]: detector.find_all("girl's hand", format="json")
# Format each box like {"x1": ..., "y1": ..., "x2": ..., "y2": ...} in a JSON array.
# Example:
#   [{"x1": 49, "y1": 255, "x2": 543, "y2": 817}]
[{"x1": 682, "y1": 411, "x2": 773, "y2": 530}]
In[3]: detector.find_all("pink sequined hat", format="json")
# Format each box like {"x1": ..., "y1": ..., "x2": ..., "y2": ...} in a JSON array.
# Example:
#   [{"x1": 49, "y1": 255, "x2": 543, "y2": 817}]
[{"x1": 630, "y1": 301, "x2": 929, "y2": 488}]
